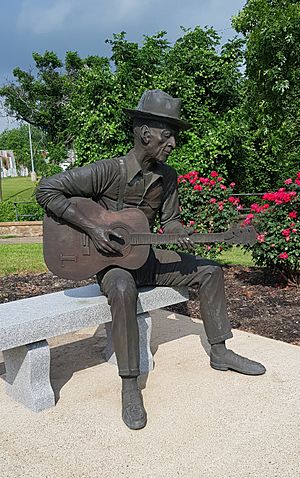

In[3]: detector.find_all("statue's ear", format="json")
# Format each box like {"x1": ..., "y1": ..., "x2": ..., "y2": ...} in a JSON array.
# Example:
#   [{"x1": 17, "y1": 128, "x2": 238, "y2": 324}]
[{"x1": 140, "y1": 125, "x2": 151, "y2": 145}]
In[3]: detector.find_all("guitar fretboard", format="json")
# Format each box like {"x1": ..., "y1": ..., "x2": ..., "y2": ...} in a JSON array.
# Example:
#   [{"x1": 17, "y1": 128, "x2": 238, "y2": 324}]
[{"x1": 129, "y1": 232, "x2": 228, "y2": 245}]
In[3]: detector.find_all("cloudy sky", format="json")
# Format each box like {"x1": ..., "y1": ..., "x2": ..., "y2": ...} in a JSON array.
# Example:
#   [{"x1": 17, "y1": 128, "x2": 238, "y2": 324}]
[{"x1": 0, "y1": 0, "x2": 247, "y2": 132}]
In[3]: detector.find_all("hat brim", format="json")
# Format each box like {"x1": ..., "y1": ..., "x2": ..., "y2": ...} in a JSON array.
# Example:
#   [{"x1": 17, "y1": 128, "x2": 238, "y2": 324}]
[{"x1": 123, "y1": 108, "x2": 191, "y2": 131}]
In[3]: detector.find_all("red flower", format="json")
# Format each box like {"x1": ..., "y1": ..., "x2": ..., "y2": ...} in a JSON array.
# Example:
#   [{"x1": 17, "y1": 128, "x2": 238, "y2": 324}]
[
  {"x1": 193, "y1": 184, "x2": 203, "y2": 191},
  {"x1": 210, "y1": 171, "x2": 218, "y2": 178},
  {"x1": 281, "y1": 228, "x2": 291, "y2": 237},
  {"x1": 199, "y1": 177, "x2": 210, "y2": 184},
  {"x1": 295, "y1": 179, "x2": 300, "y2": 186},
  {"x1": 251, "y1": 203, "x2": 262, "y2": 213},
  {"x1": 229, "y1": 182, "x2": 236, "y2": 188},
  {"x1": 289, "y1": 211, "x2": 297, "y2": 219},
  {"x1": 279, "y1": 252, "x2": 289, "y2": 259},
  {"x1": 284, "y1": 178, "x2": 293, "y2": 185},
  {"x1": 210, "y1": 180, "x2": 216, "y2": 186}
]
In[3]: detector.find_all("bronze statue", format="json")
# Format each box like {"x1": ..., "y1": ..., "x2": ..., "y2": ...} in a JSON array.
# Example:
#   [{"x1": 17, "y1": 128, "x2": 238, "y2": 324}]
[{"x1": 36, "y1": 90, "x2": 266, "y2": 430}]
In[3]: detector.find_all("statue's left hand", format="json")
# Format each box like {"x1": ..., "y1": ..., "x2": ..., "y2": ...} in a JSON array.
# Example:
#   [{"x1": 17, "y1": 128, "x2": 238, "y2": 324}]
[{"x1": 177, "y1": 227, "x2": 195, "y2": 253}]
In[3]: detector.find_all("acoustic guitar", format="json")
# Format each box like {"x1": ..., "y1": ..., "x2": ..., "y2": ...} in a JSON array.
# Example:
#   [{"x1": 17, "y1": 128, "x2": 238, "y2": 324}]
[{"x1": 43, "y1": 197, "x2": 256, "y2": 280}]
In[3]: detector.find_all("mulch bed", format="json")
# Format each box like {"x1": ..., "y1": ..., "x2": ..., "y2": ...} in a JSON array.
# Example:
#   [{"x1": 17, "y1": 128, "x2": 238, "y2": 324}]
[{"x1": 0, "y1": 266, "x2": 299, "y2": 345}]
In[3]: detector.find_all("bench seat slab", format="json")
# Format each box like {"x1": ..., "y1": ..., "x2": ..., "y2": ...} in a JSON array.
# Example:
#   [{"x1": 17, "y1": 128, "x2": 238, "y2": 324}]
[{"x1": 3, "y1": 340, "x2": 55, "y2": 412}]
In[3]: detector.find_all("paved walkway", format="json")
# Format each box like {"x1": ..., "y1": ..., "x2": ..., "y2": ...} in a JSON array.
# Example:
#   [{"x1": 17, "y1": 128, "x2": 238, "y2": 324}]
[
  {"x1": 0, "y1": 310, "x2": 299, "y2": 478},
  {"x1": 0, "y1": 236, "x2": 42, "y2": 244}
]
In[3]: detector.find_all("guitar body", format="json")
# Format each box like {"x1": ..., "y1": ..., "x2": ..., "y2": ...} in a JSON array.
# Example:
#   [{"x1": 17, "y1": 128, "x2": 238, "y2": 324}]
[{"x1": 43, "y1": 197, "x2": 150, "y2": 280}]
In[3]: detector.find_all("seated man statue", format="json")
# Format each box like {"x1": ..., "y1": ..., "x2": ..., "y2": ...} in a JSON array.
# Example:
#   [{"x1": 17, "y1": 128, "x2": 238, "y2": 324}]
[{"x1": 36, "y1": 89, "x2": 265, "y2": 430}]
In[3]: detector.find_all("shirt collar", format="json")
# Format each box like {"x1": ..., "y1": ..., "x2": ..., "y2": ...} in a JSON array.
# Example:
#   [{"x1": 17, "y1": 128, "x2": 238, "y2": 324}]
[{"x1": 124, "y1": 149, "x2": 164, "y2": 184}]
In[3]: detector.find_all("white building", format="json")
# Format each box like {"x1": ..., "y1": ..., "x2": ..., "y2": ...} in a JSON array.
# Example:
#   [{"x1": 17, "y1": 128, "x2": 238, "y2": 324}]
[{"x1": 0, "y1": 150, "x2": 18, "y2": 177}]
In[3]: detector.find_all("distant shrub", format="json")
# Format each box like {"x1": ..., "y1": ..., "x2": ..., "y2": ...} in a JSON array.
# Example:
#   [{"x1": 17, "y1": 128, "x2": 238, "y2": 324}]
[{"x1": 0, "y1": 199, "x2": 44, "y2": 222}]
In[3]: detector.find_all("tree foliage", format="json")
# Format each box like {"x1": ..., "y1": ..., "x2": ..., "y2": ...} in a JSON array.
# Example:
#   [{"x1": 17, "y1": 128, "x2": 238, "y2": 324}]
[
  {"x1": 0, "y1": 124, "x2": 46, "y2": 171},
  {"x1": 232, "y1": 0, "x2": 300, "y2": 191},
  {"x1": 0, "y1": 27, "x2": 245, "y2": 181}
]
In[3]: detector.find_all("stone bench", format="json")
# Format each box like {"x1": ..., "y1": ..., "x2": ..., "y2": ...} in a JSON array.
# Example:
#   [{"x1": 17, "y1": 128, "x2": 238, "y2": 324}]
[{"x1": 0, "y1": 284, "x2": 189, "y2": 412}]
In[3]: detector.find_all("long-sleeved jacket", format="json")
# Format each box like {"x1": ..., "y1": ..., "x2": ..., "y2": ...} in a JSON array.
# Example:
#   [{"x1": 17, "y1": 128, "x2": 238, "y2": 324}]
[{"x1": 36, "y1": 149, "x2": 183, "y2": 232}]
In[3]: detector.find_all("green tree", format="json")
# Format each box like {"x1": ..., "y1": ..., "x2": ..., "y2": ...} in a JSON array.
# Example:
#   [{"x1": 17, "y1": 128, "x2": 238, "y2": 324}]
[
  {"x1": 0, "y1": 27, "x2": 246, "y2": 182},
  {"x1": 0, "y1": 125, "x2": 46, "y2": 172},
  {"x1": 232, "y1": 0, "x2": 300, "y2": 191}
]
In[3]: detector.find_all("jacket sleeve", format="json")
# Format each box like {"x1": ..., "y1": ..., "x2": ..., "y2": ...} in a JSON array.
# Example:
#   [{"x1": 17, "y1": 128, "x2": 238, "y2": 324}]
[
  {"x1": 36, "y1": 160, "x2": 116, "y2": 218},
  {"x1": 159, "y1": 166, "x2": 184, "y2": 233}
]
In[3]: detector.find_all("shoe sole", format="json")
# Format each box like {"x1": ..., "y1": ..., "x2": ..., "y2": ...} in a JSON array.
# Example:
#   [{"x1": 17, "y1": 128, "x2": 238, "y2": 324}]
[
  {"x1": 122, "y1": 416, "x2": 147, "y2": 430},
  {"x1": 210, "y1": 361, "x2": 266, "y2": 375}
]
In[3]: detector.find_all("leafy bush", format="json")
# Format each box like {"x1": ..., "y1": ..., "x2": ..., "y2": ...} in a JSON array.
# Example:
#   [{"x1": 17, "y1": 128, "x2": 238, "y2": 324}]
[
  {"x1": 0, "y1": 200, "x2": 44, "y2": 222},
  {"x1": 0, "y1": 200, "x2": 16, "y2": 222},
  {"x1": 244, "y1": 172, "x2": 300, "y2": 285},
  {"x1": 176, "y1": 171, "x2": 243, "y2": 258}
]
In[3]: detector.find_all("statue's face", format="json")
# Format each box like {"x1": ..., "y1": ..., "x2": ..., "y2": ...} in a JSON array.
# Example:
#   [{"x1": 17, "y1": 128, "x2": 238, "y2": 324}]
[{"x1": 147, "y1": 123, "x2": 178, "y2": 162}]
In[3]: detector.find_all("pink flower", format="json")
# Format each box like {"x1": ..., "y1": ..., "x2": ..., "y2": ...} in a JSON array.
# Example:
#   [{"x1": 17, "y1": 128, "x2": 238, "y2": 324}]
[
  {"x1": 243, "y1": 214, "x2": 254, "y2": 225},
  {"x1": 281, "y1": 228, "x2": 291, "y2": 237},
  {"x1": 289, "y1": 211, "x2": 297, "y2": 219},
  {"x1": 229, "y1": 182, "x2": 235, "y2": 188},
  {"x1": 206, "y1": 245, "x2": 211, "y2": 251},
  {"x1": 217, "y1": 177, "x2": 223, "y2": 182},
  {"x1": 284, "y1": 178, "x2": 293, "y2": 185},
  {"x1": 228, "y1": 196, "x2": 236, "y2": 203},
  {"x1": 210, "y1": 180, "x2": 216, "y2": 186},
  {"x1": 279, "y1": 252, "x2": 289, "y2": 259},
  {"x1": 188, "y1": 220, "x2": 195, "y2": 226},
  {"x1": 158, "y1": 228, "x2": 164, "y2": 234},
  {"x1": 209, "y1": 198, "x2": 217, "y2": 203},
  {"x1": 193, "y1": 184, "x2": 203, "y2": 191},
  {"x1": 257, "y1": 234, "x2": 265, "y2": 243},
  {"x1": 218, "y1": 201, "x2": 224, "y2": 211},
  {"x1": 295, "y1": 179, "x2": 300, "y2": 186},
  {"x1": 292, "y1": 228, "x2": 297, "y2": 233},
  {"x1": 199, "y1": 177, "x2": 210, "y2": 184},
  {"x1": 237, "y1": 205, "x2": 244, "y2": 211},
  {"x1": 210, "y1": 171, "x2": 218, "y2": 178},
  {"x1": 220, "y1": 184, "x2": 227, "y2": 190},
  {"x1": 297, "y1": 172, "x2": 300, "y2": 179}
]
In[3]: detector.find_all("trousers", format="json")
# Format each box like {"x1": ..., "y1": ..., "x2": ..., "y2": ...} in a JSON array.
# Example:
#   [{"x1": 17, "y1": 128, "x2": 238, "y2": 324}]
[{"x1": 97, "y1": 248, "x2": 233, "y2": 376}]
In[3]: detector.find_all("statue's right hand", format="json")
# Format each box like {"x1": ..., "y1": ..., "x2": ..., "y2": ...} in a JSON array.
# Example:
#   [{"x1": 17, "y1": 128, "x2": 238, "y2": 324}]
[{"x1": 85, "y1": 225, "x2": 123, "y2": 255}]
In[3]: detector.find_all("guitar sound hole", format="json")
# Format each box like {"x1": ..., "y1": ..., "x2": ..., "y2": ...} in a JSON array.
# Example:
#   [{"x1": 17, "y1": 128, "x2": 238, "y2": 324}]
[{"x1": 109, "y1": 225, "x2": 131, "y2": 256}]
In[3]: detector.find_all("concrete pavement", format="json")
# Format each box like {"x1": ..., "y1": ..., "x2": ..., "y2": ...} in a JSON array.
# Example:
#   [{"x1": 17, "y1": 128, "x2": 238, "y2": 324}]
[{"x1": 0, "y1": 310, "x2": 299, "y2": 478}]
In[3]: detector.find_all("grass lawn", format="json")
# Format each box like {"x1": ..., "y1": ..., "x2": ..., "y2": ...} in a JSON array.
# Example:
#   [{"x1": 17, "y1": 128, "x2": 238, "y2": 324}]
[
  {"x1": 0, "y1": 243, "x2": 254, "y2": 276},
  {"x1": 0, "y1": 244, "x2": 47, "y2": 275},
  {"x1": 218, "y1": 246, "x2": 254, "y2": 267},
  {"x1": 1, "y1": 177, "x2": 36, "y2": 201}
]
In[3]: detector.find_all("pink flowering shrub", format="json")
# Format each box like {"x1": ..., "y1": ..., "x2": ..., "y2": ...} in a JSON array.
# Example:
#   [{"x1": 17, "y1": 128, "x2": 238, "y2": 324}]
[
  {"x1": 243, "y1": 172, "x2": 300, "y2": 285},
  {"x1": 177, "y1": 170, "x2": 242, "y2": 258}
]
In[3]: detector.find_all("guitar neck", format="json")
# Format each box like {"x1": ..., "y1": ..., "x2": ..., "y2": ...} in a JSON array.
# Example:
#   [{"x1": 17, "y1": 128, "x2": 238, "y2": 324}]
[{"x1": 129, "y1": 232, "x2": 227, "y2": 245}]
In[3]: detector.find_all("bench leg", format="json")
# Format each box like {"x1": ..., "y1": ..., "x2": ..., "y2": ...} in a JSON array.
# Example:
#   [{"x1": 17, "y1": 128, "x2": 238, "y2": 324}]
[
  {"x1": 3, "y1": 340, "x2": 55, "y2": 412},
  {"x1": 105, "y1": 312, "x2": 154, "y2": 374}
]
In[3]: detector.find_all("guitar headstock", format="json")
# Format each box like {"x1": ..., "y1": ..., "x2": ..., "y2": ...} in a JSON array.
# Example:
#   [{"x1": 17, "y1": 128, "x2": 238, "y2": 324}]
[{"x1": 224, "y1": 224, "x2": 257, "y2": 246}]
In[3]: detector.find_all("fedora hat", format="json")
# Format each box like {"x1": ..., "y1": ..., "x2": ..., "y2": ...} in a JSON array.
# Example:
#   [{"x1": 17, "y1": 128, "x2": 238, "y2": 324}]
[{"x1": 123, "y1": 89, "x2": 191, "y2": 130}]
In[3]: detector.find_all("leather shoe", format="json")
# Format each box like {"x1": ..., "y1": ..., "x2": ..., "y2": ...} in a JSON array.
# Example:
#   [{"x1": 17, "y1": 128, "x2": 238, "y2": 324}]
[
  {"x1": 210, "y1": 349, "x2": 266, "y2": 375},
  {"x1": 122, "y1": 388, "x2": 147, "y2": 430}
]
